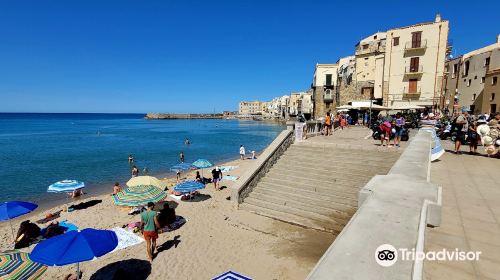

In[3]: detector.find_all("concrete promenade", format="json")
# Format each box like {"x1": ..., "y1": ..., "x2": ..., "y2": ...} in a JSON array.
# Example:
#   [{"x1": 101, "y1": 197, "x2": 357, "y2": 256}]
[{"x1": 425, "y1": 142, "x2": 500, "y2": 280}]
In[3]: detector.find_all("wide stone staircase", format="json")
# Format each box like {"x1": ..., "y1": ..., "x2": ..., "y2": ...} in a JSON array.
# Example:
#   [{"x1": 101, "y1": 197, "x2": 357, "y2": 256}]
[{"x1": 240, "y1": 143, "x2": 401, "y2": 233}]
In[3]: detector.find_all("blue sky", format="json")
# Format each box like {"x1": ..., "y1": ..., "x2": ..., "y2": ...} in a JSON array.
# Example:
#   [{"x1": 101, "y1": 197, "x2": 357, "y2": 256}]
[{"x1": 0, "y1": 0, "x2": 498, "y2": 113}]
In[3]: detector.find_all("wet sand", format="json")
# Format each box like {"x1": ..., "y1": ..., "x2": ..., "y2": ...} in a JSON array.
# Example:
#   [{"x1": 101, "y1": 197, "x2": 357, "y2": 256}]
[{"x1": 0, "y1": 157, "x2": 335, "y2": 280}]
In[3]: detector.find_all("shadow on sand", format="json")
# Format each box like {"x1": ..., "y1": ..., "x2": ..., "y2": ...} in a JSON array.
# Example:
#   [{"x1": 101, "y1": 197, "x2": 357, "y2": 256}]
[
  {"x1": 157, "y1": 235, "x2": 181, "y2": 253},
  {"x1": 69, "y1": 199, "x2": 102, "y2": 210},
  {"x1": 89, "y1": 259, "x2": 151, "y2": 280}
]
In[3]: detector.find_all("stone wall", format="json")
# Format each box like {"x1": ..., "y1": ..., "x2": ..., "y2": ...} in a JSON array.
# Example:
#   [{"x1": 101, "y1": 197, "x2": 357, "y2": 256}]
[
  {"x1": 231, "y1": 129, "x2": 295, "y2": 205},
  {"x1": 337, "y1": 81, "x2": 374, "y2": 105}
]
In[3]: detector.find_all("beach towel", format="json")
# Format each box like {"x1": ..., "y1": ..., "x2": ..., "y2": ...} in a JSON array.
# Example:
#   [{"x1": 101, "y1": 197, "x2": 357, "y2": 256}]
[
  {"x1": 219, "y1": 166, "x2": 238, "y2": 173},
  {"x1": 222, "y1": 175, "x2": 239, "y2": 182},
  {"x1": 169, "y1": 194, "x2": 183, "y2": 201},
  {"x1": 36, "y1": 210, "x2": 62, "y2": 224},
  {"x1": 110, "y1": 227, "x2": 144, "y2": 253},
  {"x1": 159, "y1": 216, "x2": 187, "y2": 233},
  {"x1": 59, "y1": 221, "x2": 78, "y2": 232}
]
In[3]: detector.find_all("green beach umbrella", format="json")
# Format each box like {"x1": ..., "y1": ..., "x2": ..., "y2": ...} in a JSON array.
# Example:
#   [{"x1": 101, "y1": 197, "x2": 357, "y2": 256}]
[
  {"x1": 112, "y1": 185, "x2": 167, "y2": 207},
  {"x1": 0, "y1": 250, "x2": 47, "y2": 280}
]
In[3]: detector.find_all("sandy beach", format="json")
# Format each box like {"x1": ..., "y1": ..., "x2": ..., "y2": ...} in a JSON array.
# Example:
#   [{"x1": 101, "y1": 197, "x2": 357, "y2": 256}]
[{"x1": 0, "y1": 157, "x2": 335, "y2": 280}]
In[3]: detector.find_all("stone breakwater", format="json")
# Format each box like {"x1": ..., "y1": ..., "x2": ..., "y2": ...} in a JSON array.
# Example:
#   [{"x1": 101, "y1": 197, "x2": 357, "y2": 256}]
[{"x1": 145, "y1": 113, "x2": 224, "y2": 119}]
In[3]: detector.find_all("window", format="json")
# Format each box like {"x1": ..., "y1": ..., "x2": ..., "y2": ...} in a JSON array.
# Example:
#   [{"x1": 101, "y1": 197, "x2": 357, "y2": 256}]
[
  {"x1": 474, "y1": 76, "x2": 477, "y2": 79},
  {"x1": 481, "y1": 77, "x2": 485, "y2": 83},
  {"x1": 467, "y1": 79, "x2": 471, "y2": 86},
  {"x1": 452, "y1": 63, "x2": 458, "y2": 78},
  {"x1": 325, "y1": 74, "x2": 332, "y2": 86},
  {"x1": 374, "y1": 35, "x2": 377, "y2": 39},
  {"x1": 410, "y1": 57, "x2": 420, "y2": 72},
  {"x1": 411, "y1": 31, "x2": 422, "y2": 48},
  {"x1": 472, "y1": 94, "x2": 476, "y2": 100},
  {"x1": 364, "y1": 57, "x2": 368, "y2": 60},
  {"x1": 492, "y1": 93, "x2": 496, "y2": 101},
  {"x1": 485, "y1": 57, "x2": 490, "y2": 66},
  {"x1": 393, "y1": 37, "x2": 399, "y2": 46},
  {"x1": 493, "y1": 76, "x2": 498, "y2": 85},
  {"x1": 464, "y1": 60, "x2": 470, "y2": 76},
  {"x1": 363, "y1": 44, "x2": 368, "y2": 49}
]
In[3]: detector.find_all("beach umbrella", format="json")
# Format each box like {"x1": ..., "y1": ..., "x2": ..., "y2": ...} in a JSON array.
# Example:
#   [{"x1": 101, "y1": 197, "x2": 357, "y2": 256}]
[
  {"x1": 126, "y1": 176, "x2": 162, "y2": 188},
  {"x1": 173, "y1": 181, "x2": 205, "y2": 194},
  {"x1": 192, "y1": 159, "x2": 213, "y2": 177},
  {"x1": 0, "y1": 201, "x2": 38, "y2": 240},
  {"x1": 169, "y1": 162, "x2": 194, "y2": 172},
  {"x1": 0, "y1": 250, "x2": 47, "y2": 280},
  {"x1": 47, "y1": 180, "x2": 85, "y2": 193},
  {"x1": 30, "y1": 228, "x2": 118, "y2": 279},
  {"x1": 112, "y1": 185, "x2": 167, "y2": 207}
]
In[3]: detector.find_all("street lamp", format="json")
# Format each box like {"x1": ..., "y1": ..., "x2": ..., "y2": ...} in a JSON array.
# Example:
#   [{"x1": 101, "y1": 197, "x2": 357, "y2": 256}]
[{"x1": 367, "y1": 81, "x2": 375, "y2": 127}]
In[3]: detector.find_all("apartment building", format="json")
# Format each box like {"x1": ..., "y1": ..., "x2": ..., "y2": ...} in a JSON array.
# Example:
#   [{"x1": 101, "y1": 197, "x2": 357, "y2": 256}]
[
  {"x1": 383, "y1": 14, "x2": 449, "y2": 107},
  {"x1": 442, "y1": 36, "x2": 500, "y2": 114},
  {"x1": 239, "y1": 101, "x2": 264, "y2": 115},
  {"x1": 311, "y1": 64, "x2": 339, "y2": 118},
  {"x1": 354, "y1": 32, "x2": 386, "y2": 102},
  {"x1": 289, "y1": 91, "x2": 313, "y2": 118}
]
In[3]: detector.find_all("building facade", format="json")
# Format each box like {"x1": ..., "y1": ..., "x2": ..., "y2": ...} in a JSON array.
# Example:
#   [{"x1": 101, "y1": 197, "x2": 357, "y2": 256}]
[
  {"x1": 476, "y1": 46, "x2": 500, "y2": 114},
  {"x1": 311, "y1": 64, "x2": 339, "y2": 118},
  {"x1": 442, "y1": 56, "x2": 462, "y2": 114},
  {"x1": 383, "y1": 14, "x2": 449, "y2": 107},
  {"x1": 239, "y1": 101, "x2": 264, "y2": 115}
]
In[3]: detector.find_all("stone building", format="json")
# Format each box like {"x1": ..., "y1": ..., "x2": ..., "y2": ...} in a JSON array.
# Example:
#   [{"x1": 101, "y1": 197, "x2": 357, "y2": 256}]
[
  {"x1": 354, "y1": 32, "x2": 386, "y2": 103},
  {"x1": 383, "y1": 14, "x2": 449, "y2": 108},
  {"x1": 442, "y1": 35, "x2": 500, "y2": 115},
  {"x1": 311, "y1": 64, "x2": 339, "y2": 118},
  {"x1": 288, "y1": 91, "x2": 313, "y2": 119},
  {"x1": 239, "y1": 101, "x2": 264, "y2": 115}
]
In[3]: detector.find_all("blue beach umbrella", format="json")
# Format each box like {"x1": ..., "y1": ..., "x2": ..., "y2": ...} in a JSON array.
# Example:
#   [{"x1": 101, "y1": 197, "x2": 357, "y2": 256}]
[
  {"x1": 174, "y1": 181, "x2": 205, "y2": 194},
  {"x1": 192, "y1": 159, "x2": 213, "y2": 177},
  {"x1": 0, "y1": 201, "x2": 38, "y2": 240},
  {"x1": 31, "y1": 228, "x2": 118, "y2": 279},
  {"x1": 170, "y1": 163, "x2": 194, "y2": 172},
  {"x1": 48, "y1": 180, "x2": 85, "y2": 193}
]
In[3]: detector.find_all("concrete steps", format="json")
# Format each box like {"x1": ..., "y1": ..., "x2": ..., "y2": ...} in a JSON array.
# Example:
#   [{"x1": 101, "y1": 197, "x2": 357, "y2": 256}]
[{"x1": 240, "y1": 142, "x2": 400, "y2": 233}]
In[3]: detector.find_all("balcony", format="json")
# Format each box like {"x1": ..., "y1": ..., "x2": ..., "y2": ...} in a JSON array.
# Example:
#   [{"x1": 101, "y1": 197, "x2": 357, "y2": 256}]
[
  {"x1": 324, "y1": 91, "x2": 334, "y2": 102},
  {"x1": 402, "y1": 86, "x2": 421, "y2": 100},
  {"x1": 355, "y1": 44, "x2": 385, "y2": 55},
  {"x1": 404, "y1": 65, "x2": 423, "y2": 77},
  {"x1": 323, "y1": 82, "x2": 335, "y2": 89},
  {"x1": 404, "y1": 40, "x2": 427, "y2": 51}
]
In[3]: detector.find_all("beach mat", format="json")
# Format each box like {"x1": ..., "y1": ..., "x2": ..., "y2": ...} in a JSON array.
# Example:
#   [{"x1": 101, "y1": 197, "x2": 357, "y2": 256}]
[
  {"x1": 59, "y1": 220, "x2": 78, "y2": 232},
  {"x1": 159, "y1": 216, "x2": 187, "y2": 233},
  {"x1": 220, "y1": 166, "x2": 238, "y2": 173},
  {"x1": 110, "y1": 228, "x2": 144, "y2": 253},
  {"x1": 36, "y1": 210, "x2": 62, "y2": 224},
  {"x1": 222, "y1": 175, "x2": 239, "y2": 182}
]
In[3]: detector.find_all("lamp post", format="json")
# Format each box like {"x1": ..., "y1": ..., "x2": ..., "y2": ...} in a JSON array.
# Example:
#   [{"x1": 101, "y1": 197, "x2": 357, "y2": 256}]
[{"x1": 367, "y1": 81, "x2": 375, "y2": 127}]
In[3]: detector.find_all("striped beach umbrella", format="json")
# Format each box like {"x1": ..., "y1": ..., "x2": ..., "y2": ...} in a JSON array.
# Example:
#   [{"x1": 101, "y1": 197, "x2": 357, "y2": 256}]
[
  {"x1": 47, "y1": 180, "x2": 85, "y2": 193},
  {"x1": 0, "y1": 251, "x2": 47, "y2": 280},
  {"x1": 112, "y1": 185, "x2": 167, "y2": 207},
  {"x1": 173, "y1": 181, "x2": 205, "y2": 194}
]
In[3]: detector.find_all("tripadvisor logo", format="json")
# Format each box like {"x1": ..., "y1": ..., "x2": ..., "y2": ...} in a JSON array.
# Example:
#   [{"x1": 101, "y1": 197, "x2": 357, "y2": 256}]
[{"x1": 375, "y1": 244, "x2": 481, "y2": 267}]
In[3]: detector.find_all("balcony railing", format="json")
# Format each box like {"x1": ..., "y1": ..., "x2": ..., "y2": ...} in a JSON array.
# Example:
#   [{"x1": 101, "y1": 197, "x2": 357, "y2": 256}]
[
  {"x1": 404, "y1": 39, "x2": 427, "y2": 51},
  {"x1": 402, "y1": 86, "x2": 421, "y2": 100},
  {"x1": 355, "y1": 44, "x2": 385, "y2": 55},
  {"x1": 405, "y1": 65, "x2": 423, "y2": 75}
]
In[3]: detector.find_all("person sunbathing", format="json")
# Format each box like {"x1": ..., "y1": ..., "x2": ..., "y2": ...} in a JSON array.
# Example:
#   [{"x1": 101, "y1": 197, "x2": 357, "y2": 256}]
[
  {"x1": 157, "y1": 204, "x2": 176, "y2": 228},
  {"x1": 15, "y1": 220, "x2": 41, "y2": 249}
]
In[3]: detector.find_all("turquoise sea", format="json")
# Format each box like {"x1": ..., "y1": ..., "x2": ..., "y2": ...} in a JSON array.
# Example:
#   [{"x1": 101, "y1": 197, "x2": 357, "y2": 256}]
[{"x1": 0, "y1": 113, "x2": 284, "y2": 203}]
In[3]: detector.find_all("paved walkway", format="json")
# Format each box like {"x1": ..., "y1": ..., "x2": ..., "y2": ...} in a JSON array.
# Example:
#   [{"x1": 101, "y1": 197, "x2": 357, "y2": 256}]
[
  {"x1": 305, "y1": 126, "x2": 413, "y2": 151},
  {"x1": 425, "y1": 143, "x2": 500, "y2": 280}
]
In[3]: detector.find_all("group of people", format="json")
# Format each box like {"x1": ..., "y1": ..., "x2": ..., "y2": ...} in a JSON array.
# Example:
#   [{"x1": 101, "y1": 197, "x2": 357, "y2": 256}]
[
  {"x1": 452, "y1": 110, "x2": 500, "y2": 155},
  {"x1": 377, "y1": 112, "x2": 407, "y2": 147},
  {"x1": 323, "y1": 111, "x2": 352, "y2": 136}
]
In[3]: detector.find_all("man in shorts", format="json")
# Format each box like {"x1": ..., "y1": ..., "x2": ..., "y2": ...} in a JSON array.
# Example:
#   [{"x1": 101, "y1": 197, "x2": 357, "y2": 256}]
[
  {"x1": 141, "y1": 202, "x2": 161, "y2": 262},
  {"x1": 454, "y1": 109, "x2": 469, "y2": 154},
  {"x1": 240, "y1": 145, "x2": 246, "y2": 160}
]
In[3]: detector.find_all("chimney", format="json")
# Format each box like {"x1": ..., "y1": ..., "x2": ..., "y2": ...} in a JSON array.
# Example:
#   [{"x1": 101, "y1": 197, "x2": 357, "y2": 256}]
[{"x1": 435, "y1": 14, "x2": 442, "y2": 22}]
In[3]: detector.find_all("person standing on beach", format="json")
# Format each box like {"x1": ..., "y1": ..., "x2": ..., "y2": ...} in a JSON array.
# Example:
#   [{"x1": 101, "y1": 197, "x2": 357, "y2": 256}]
[
  {"x1": 140, "y1": 202, "x2": 160, "y2": 263},
  {"x1": 211, "y1": 166, "x2": 222, "y2": 190},
  {"x1": 131, "y1": 165, "x2": 139, "y2": 177},
  {"x1": 180, "y1": 152, "x2": 185, "y2": 163},
  {"x1": 240, "y1": 145, "x2": 246, "y2": 160}
]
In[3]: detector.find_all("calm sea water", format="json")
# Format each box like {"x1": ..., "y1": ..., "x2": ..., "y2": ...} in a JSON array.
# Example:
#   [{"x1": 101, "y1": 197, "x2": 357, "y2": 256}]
[{"x1": 0, "y1": 113, "x2": 284, "y2": 202}]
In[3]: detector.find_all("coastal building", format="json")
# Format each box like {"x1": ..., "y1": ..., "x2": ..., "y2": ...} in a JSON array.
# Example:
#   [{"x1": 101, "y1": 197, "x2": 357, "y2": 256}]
[
  {"x1": 288, "y1": 91, "x2": 313, "y2": 119},
  {"x1": 311, "y1": 64, "x2": 339, "y2": 119},
  {"x1": 383, "y1": 14, "x2": 450, "y2": 107},
  {"x1": 239, "y1": 101, "x2": 264, "y2": 115},
  {"x1": 442, "y1": 35, "x2": 500, "y2": 114},
  {"x1": 354, "y1": 33, "x2": 386, "y2": 103}
]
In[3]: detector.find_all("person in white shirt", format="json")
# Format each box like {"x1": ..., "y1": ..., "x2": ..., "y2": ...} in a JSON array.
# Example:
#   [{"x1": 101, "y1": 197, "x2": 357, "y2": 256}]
[{"x1": 240, "y1": 145, "x2": 246, "y2": 160}]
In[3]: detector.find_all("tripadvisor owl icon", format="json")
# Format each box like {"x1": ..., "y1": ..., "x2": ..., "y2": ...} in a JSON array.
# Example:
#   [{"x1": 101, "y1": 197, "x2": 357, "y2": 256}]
[{"x1": 375, "y1": 244, "x2": 398, "y2": 267}]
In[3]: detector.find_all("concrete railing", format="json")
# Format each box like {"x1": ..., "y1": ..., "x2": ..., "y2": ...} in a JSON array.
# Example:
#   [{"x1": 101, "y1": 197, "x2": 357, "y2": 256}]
[
  {"x1": 231, "y1": 128, "x2": 294, "y2": 205},
  {"x1": 307, "y1": 130, "x2": 442, "y2": 280}
]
